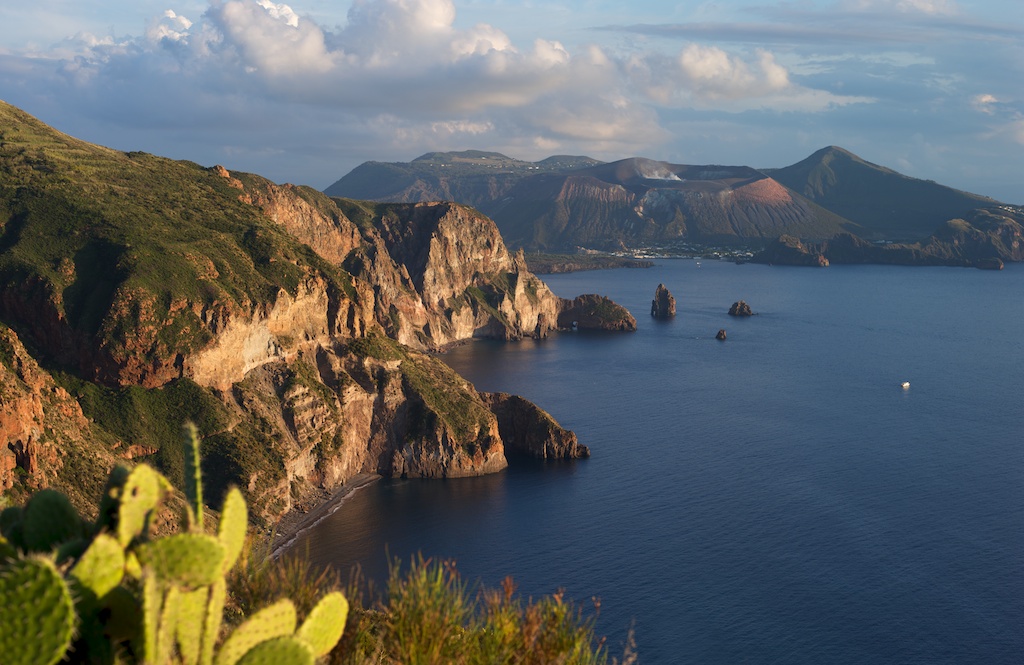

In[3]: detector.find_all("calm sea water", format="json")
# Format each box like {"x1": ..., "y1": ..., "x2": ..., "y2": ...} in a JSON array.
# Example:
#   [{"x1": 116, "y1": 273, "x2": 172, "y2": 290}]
[{"x1": 295, "y1": 260, "x2": 1024, "y2": 663}]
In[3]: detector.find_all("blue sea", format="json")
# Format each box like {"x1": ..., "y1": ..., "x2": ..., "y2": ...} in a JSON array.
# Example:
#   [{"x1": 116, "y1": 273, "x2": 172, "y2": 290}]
[{"x1": 294, "y1": 260, "x2": 1024, "y2": 663}]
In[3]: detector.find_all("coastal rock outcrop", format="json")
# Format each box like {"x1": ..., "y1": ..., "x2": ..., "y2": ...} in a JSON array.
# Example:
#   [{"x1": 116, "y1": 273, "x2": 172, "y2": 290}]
[
  {"x1": 728, "y1": 301, "x2": 754, "y2": 317},
  {"x1": 481, "y1": 392, "x2": 589, "y2": 460},
  {"x1": 651, "y1": 284, "x2": 676, "y2": 318},
  {"x1": 557, "y1": 295, "x2": 637, "y2": 331},
  {"x1": 716, "y1": 329, "x2": 727, "y2": 340}
]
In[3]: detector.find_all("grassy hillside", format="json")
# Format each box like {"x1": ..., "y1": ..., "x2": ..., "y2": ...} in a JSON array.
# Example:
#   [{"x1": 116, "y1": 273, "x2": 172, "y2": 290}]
[{"x1": 0, "y1": 100, "x2": 356, "y2": 383}]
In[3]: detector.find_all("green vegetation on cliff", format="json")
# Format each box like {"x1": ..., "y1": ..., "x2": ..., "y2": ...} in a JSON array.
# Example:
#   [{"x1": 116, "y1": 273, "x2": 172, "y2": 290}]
[
  {"x1": 0, "y1": 101, "x2": 356, "y2": 381},
  {"x1": 347, "y1": 334, "x2": 494, "y2": 443}
]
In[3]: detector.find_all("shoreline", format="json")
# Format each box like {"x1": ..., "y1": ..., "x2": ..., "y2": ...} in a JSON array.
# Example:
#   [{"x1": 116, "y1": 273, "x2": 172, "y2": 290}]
[{"x1": 269, "y1": 473, "x2": 381, "y2": 559}]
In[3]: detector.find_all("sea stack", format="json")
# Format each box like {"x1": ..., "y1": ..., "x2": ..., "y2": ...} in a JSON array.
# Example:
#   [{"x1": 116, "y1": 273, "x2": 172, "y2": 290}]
[
  {"x1": 651, "y1": 284, "x2": 676, "y2": 318},
  {"x1": 728, "y1": 301, "x2": 754, "y2": 316},
  {"x1": 716, "y1": 329, "x2": 727, "y2": 340}
]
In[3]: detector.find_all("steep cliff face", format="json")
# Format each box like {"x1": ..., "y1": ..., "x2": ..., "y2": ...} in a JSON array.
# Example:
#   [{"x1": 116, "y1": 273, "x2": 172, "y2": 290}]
[
  {"x1": 196, "y1": 337, "x2": 508, "y2": 521},
  {"x1": 0, "y1": 102, "x2": 620, "y2": 524},
  {"x1": 0, "y1": 325, "x2": 115, "y2": 509},
  {"x1": 482, "y1": 392, "x2": 588, "y2": 460},
  {"x1": 340, "y1": 201, "x2": 562, "y2": 349}
]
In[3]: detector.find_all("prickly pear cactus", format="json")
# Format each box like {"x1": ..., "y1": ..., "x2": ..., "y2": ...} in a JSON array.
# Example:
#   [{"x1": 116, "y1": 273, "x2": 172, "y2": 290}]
[
  {"x1": 296, "y1": 591, "x2": 350, "y2": 657},
  {"x1": 116, "y1": 464, "x2": 170, "y2": 548},
  {"x1": 183, "y1": 422, "x2": 204, "y2": 530},
  {"x1": 215, "y1": 599, "x2": 299, "y2": 665},
  {"x1": 235, "y1": 636, "x2": 316, "y2": 665},
  {"x1": 0, "y1": 556, "x2": 76, "y2": 665},
  {"x1": 0, "y1": 505, "x2": 23, "y2": 540},
  {"x1": 137, "y1": 533, "x2": 227, "y2": 588},
  {"x1": 19, "y1": 488, "x2": 86, "y2": 552},
  {"x1": 0, "y1": 425, "x2": 349, "y2": 665},
  {"x1": 176, "y1": 586, "x2": 209, "y2": 665},
  {"x1": 218, "y1": 487, "x2": 247, "y2": 574},
  {"x1": 70, "y1": 533, "x2": 125, "y2": 599}
]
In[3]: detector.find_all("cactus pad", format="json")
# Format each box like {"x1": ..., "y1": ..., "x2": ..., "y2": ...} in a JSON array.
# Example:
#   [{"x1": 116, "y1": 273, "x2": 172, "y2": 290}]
[
  {"x1": 295, "y1": 591, "x2": 349, "y2": 657},
  {"x1": 70, "y1": 533, "x2": 126, "y2": 602},
  {"x1": 0, "y1": 556, "x2": 76, "y2": 665},
  {"x1": 137, "y1": 533, "x2": 226, "y2": 588},
  {"x1": 217, "y1": 487, "x2": 247, "y2": 573},
  {"x1": 215, "y1": 599, "x2": 298, "y2": 665},
  {"x1": 0, "y1": 505, "x2": 22, "y2": 540},
  {"x1": 202, "y1": 578, "x2": 228, "y2": 665},
  {"x1": 183, "y1": 422, "x2": 205, "y2": 530},
  {"x1": 157, "y1": 585, "x2": 182, "y2": 665},
  {"x1": 235, "y1": 636, "x2": 315, "y2": 665},
  {"x1": 117, "y1": 465, "x2": 170, "y2": 547},
  {"x1": 94, "y1": 464, "x2": 130, "y2": 533},
  {"x1": 176, "y1": 586, "x2": 209, "y2": 665},
  {"x1": 140, "y1": 572, "x2": 162, "y2": 662},
  {"x1": 21, "y1": 489, "x2": 84, "y2": 552}
]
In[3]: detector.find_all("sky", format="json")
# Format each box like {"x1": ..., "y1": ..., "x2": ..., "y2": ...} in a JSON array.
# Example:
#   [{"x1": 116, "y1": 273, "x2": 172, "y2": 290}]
[{"x1": 0, "y1": 0, "x2": 1021, "y2": 203}]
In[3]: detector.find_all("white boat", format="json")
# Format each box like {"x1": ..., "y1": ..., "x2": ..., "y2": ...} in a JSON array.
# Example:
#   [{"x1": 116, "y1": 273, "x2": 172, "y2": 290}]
[{"x1": 901, "y1": 381, "x2": 910, "y2": 389}]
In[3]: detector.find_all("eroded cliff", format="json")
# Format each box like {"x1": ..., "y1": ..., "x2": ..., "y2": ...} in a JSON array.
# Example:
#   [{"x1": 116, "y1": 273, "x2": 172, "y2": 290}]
[{"x1": 0, "y1": 102, "x2": 629, "y2": 524}]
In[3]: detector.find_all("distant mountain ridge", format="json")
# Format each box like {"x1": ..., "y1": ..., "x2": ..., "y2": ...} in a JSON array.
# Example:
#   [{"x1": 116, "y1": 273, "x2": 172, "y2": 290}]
[
  {"x1": 765, "y1": 146, "x2": 999, "y2": 241},
  {"x1": 327, "y1": 147, "x2": 1008, "y2": 251},
  {"x1": 327, "y1": 151, "x2": 859, "y2": 249}
]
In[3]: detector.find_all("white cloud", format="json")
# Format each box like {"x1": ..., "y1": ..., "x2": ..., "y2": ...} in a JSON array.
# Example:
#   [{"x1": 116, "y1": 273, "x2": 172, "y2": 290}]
[
  {"x1": 4, "y1": 0, "x2": 1018, "y2": 203},
  {"x1": 147, "y1": 10, "x2": 193, "y2": 43},
  {"x1": 627, "y1": 45, "x2": 871, "y2": 112},
  {"x1": 209, "y1": 0, "x2": 333, "y2": 75},
  {"x1": 256, "y1": 0, "x2": 299, "y2": 27},
  {"x1": 843, "y1": 0, "x2": 959, "y2": 15},
  {"x1": 971, "y1": 93, "x2": 998, "y2": 114},
  {"x1": 677, "y1": 45, "x2": 790, "y2": 100}
]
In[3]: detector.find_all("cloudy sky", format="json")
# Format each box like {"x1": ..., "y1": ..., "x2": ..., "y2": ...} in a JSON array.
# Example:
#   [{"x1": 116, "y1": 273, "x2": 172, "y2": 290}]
[{"x1": 0, "y1": 0, "x2": 1020, "y2": 202}]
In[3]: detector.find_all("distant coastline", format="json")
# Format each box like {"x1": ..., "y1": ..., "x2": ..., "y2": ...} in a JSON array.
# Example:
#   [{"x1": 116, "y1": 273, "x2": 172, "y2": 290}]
[{"x1": 524, "y1": 252, "x2": 654, "y2": 273}]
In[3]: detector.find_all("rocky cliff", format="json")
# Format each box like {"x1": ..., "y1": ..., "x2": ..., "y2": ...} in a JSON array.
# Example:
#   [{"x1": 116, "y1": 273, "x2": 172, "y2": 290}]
[
  {"x1": 0, "y1": 102, "x2": 631, "y2": 524},
  {"x1": 481, "y1": 392, "x2": 589, "y2": 460},
  {"x1": 338, "y1": 201, "x2": 563, "y2": 349}
]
